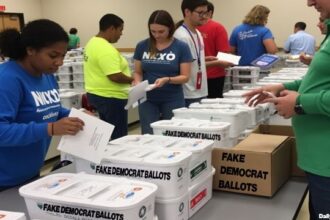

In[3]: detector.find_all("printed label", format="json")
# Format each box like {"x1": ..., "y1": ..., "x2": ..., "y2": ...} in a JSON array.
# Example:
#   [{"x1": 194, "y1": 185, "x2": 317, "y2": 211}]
[
  {"x1": 190, "y1": 161, "x2": 207, "y2": 179},
  {"x1": 190, "y1": 189, "x2": 207, "y2": 209}
]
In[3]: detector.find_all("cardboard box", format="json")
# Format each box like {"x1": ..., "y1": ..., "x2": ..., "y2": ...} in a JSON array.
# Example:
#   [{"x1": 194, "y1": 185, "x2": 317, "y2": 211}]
[
  {"x1": 253, "y1": 124, "x2": 305, "y2": 177},
  {"x1": 212, "y1": 133, "x2": 291, "y2": 197}
]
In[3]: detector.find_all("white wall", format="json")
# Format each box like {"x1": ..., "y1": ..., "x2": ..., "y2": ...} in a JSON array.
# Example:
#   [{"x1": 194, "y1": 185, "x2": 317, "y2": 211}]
[
  {"x1": 40, "y1": 0, "x2": 183, "y2": 48},
  {"x1": 1, "y1": 0, "x2": 42, "y2": 22},
  {"x1": 2, "y1": 0, "x2": 324, "y2": 48}
]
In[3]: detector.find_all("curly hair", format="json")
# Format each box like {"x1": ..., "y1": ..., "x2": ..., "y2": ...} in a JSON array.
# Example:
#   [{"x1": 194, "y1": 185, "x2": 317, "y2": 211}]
[{"x1": 243, "y1": 5, "x2": 270, "y2": 25}]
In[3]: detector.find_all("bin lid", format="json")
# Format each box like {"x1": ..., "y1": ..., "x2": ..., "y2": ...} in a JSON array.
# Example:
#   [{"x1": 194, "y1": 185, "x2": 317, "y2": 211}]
[{"x1": 19, "y1": 172, "x2": 157, "y2": 210}]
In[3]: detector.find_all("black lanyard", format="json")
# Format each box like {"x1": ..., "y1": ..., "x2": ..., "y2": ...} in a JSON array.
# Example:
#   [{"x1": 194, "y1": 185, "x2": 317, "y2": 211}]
[{"x1": 182, "y1": 24, "x2": 202, "y2": 70}]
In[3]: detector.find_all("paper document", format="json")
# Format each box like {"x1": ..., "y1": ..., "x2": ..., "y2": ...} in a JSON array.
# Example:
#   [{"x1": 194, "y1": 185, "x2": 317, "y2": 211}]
[
  {"x1": 217, "y1": 52, "x2": 241, "y2": 65},
  {"x1": 57, "y1": 108, "x2": 114, "y2": 164},
  {"x1": 145, "y1": 83, "x2": 156, "y2": 91},
  {"x1": 125, "y1": 80, "x2": 149, "y2": 109}
]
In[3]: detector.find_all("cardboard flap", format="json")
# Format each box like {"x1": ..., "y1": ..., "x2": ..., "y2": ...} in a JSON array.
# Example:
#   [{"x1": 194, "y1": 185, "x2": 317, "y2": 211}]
[
  {"x1": 254, "y1": 125, "x2": 294, "y2": 136},
  {"x1": 234, "y1": 134, "x2": 288, "y2": 153}
]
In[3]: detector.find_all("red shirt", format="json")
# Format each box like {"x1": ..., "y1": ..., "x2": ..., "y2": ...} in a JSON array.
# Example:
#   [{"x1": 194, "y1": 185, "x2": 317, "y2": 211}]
[{"x1": 197, "y1": 19, "x2": 230, "y2": 78}]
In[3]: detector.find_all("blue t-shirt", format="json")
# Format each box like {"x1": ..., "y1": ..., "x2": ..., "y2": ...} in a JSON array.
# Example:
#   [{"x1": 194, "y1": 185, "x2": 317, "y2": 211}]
[
  {"x1": 0, "y1": 61, "x2": 70, "y2": 187},
  {"x1": 134, "y1": 38, "x2": 193, "y2": 102},
  {"x1": 230, "y1": 24, "x2": 274, "y2": 65}
]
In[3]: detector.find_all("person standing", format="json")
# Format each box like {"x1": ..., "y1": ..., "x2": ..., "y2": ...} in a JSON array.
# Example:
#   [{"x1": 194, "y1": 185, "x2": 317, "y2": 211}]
[
  {"x1": 229, "y1": 5, "x2": 277, "y2": 66},
  {"x1": 300, "y1": 17, "x2": 327, "y2": 65},
  {"x1": 84, "y1": 14, "x2": 133, "y2": 140},
  {"x1": 197, "y1": 1, "x2": 233, "y2": 98},
  {"x1": 133, "y1": 10, "x2": 193, "y2": 134},
  {"x1": 284, "y1": 22, "x2": 316, "y2": 55},
  {"x1": 0, "y1": 19, "x2": 84, "y2": 190},
  {"x1": 243, "y1": 0, "x2": 330, "y2": 216},
  {"x1": 174, "y1": 0, "x2": 210, "y2": 107},
  {"x1": 68, "y1": 27, "x2": 80, "y2": 50}
]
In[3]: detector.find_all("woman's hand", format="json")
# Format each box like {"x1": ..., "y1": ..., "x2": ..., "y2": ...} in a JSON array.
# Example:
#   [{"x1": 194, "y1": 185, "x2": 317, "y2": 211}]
[
  {"x1": 264, "y1": 90, "x2": 299, "y2": 118},
  {"x1": 154, "y1": 77, "x2": 170, "y2": 88},
  {"x1": 52, "y1": 117, "x2": 85, "y2": 136},
  {"x1": 242, "y1": 84, "x2": 285, "y2": 106}
]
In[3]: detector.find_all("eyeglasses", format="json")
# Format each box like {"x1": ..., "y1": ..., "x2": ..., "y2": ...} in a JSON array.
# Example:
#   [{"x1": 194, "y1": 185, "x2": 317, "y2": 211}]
[{"x1": 193, "y1": 10, "x2": 209, "y2": 18}]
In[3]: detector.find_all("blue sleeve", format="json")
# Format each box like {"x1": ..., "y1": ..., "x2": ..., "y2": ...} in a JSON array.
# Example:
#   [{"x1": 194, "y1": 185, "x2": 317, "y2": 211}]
[
  {"x1": 178, "y1": 40, "x2": 193, "y2": 63},
  {"x1": 0, "y1": 77, "x2": 49, "y2": 147},
  {"x1": 229, "y1": 28, "x2": 238, "y2": 47},
  {"x1": 133, "y1": 40, "x2": 147, "y2": 61},
  {"x1": 262, "y1": 27, "x2": 274, "y2": 40},
  {"x1": 284, "y1": 35, "x2": 292, "y2": 52},
  {"x1": 59, "y1": 107, "x2": 70, "y2": 118}
]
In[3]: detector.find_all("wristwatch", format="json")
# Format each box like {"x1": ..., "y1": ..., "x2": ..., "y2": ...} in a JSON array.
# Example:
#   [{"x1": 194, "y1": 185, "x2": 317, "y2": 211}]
[{"x1": 294, "y1": 96, "x2": 305, "y2": 115}]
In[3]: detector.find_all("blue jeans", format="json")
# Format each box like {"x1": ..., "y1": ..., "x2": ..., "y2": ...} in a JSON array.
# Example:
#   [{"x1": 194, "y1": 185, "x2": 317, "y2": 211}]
[
  {"x1": 306, "y1": 172, "x2": 330, "y2": 219},
  {"x1": 87, "y1": 93, "x2": 128, "y2": 140},
  {"x1": 185, "y1": 97, "x2": 205, "y2": 107},
  {"x1": 139, "y1": 99, "x2": 185, "y2": 134}
]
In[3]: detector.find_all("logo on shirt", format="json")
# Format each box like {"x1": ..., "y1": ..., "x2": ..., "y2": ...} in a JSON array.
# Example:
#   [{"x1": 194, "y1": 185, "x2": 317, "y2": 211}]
[
  {"x1": 238, "y1": 30, "x2": 257, "y2": 40},
  {"x1": 31, "y1": 89, "x2": 60, "y2": 107},
  {"x1": 142, "y1": 51, "x2": 176, "y2": 63}
]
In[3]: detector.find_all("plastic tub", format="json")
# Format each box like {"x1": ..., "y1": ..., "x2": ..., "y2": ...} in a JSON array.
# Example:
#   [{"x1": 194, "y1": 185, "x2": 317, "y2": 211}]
[
  {"x1": 188, "y1": 168, "x2": 215, "y2": 218},
  {"x1": 201, "y1": 97, "x2": 245, "y2": 105},
  {"x1": 57, "y1": 63, "x2": 72, "y2": 73},
  {"x1": 72, "y1": 81, "x2": 85, "y2": 90},
  {"x1": 71, "y1": 62, "x2": 83, "y2": 73},
  {"x1": 60, "y1": 91, "x2": 80, "y2": 109},
  {"x1": 19, "y1": 173, "x2": 157, "y2": 220},
  {"x1": 223, "y1": 90, "x2": 247, "y2": 98},
  {"x1": 57, "y1": 81, "x2": 72, "y2": 89},
  {"x1": 72, "y1": 72, "x2": 84, "y2": 81},
  {"x1": 232, "y1": 76, "x2": 258, "y2": 84},
  {"x1": 155, "y1": 192, "x2": 188, "y2": 220},
  {"x1": 109, "y1": 135, "x2": 214, "y2": 186},
  {"x1": 57, "y1": 73, "x2": 72, "y2": 81},
  {"x1": 231, "y1": 66, "x2": 260, "y2": 77},
  {"x1": 74, "y1": 149, "x2": 191, "y2": 199},
  {"x1": 0, "y1": 210, "x2": 26, "y2": 220},
  {"x1": 173, "y1": 108, "x2": 248, "y2": 138},
  {"x1": 151, "y1": 119, "x2": 230, "y2": 148}
]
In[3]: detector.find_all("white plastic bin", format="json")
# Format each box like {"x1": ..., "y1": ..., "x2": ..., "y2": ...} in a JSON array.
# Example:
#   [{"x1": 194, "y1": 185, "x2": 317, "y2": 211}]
[
  {"x1": 60, "y1": 91, "x2": 80, "y2": 109},
  {"x1": 72, "y1": 81, "x2": 85, "y2": 90},
  {"x1": 0, "y1": 210, "x2": 26, "y2": 220},
  {"x1": 109, "y1": 135, "x2": 214, "y2": 186},
  {"x1": 57, "y1": 73, "x2": 72, "y2": 81},
  {"x1": 223, "y1": 90, "x2": 247, "y2": 98},
  {"x1": 57, "y1": 81, "x2": 72, "y2": 89},
  {"x1": 155, "y1": 192, "x2": 188, "y2": 220},
  {"x1": 151, "y1": 119, "x2": 230, "y2": 148},
  {"x1": 201, "y1": 97, "x2": 245, "y2": 105},
  {"x1": 232, "y1": 75, "x2": 258, "y2": 84},
  {"x1": 231, "y1": 66, "x2": 260, "y2": 77},
  {"x1": 71, "y1": 62, "x2": 83, "y2": 73},
  {"x1": 19, "y1": 173, "x2": 157, "y2": 220},
  {"x1": 173, "y1": 108, "x2": 248, "y2": 138},
  {"x1": 74, "y1": 149, "x2": 191, "y2": 199},
  {"x1": 188, "y1": 168, "x2": 215, "y2": 218},
  {"x1": 72, "y1": 72, "x2": 84, "y2": 81},
  {"x1": 57, "y1": 63, "x2": 72, "y2": 73}
]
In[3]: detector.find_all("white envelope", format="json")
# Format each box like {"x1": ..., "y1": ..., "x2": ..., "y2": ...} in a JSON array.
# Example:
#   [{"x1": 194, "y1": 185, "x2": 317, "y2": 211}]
[
  {"x1": 216, "y1": 52, "x2": 241, "y2": 65},
  {"x1": 57, "y1": 108, "x2": 114, "y2": 164}
]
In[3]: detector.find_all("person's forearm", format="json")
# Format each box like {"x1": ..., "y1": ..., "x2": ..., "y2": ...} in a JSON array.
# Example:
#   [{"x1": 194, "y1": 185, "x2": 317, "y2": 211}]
[{"x1": 108, "y1": 73, "x2": 134, "y2": 84}]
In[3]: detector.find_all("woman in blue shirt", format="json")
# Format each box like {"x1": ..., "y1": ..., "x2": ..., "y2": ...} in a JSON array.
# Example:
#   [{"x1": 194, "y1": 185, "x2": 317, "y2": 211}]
[
  {"x1": 134, "y1": 10, "x2": 193, "y2": 134},
  {"x1": 0, "y1": 19, "x2": 84, "y2": 190},
  {"x1": 229, "y1": 5, "x2": 278, "y2": 66}
]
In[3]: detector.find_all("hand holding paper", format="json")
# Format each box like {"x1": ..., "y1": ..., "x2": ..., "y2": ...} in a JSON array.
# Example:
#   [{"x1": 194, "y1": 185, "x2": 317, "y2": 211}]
[{"x1": 57, "y1": 108, "x2": 114, "y2": 164}]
